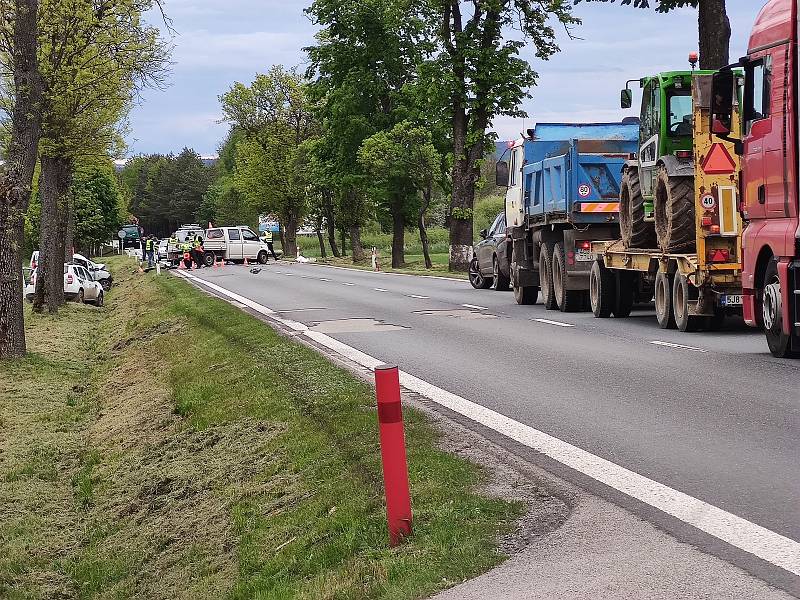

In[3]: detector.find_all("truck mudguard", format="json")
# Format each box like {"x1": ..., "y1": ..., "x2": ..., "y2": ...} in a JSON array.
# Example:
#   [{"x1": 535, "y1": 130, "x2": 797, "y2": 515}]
[{"x1": 658, "y1": 155, "x2": 694, "y2": 178}]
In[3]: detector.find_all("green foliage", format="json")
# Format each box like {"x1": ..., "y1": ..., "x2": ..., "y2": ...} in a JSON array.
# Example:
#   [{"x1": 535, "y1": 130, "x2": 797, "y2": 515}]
[
  {"x1": 473, "y1": 196, "x2": 504, "y2": 235},
  {"x1": 71, "y1": 163, "x2": 124, "y2": 251},
  {"x1": 450, "y1": 207, "x2": 473, "y2": 221},
  {"x1": 574, "y1": 0, "x2": 697, "y2": 11}
]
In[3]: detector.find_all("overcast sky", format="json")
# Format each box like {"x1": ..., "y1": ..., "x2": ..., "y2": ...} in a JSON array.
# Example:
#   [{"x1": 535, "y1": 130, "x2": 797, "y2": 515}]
[{"x1": 126, "y1": 0, "x2": 764, "y2": 157}]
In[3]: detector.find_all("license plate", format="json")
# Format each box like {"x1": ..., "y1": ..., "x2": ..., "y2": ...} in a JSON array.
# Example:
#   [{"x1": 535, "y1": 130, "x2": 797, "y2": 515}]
[
  {"x1": 575, "y1": 248, "x2": 594, "y2": 262},
  {"x1": 720, "y1": 294, "x2": 742, "y2": 306}
]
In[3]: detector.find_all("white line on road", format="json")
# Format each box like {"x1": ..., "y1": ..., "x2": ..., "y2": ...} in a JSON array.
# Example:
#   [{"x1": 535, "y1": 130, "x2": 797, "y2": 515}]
[
  {"x1": 174, "y1": 268, "x2": 800, "y2": 578},
  {"x1": 407, "y1": 294, "x2": 429, "y2": 299},
  {"x1": 534, "y1": 318, "x2": 575, "y2": 328},
  {"x1": 318, "y1": 278, "x2": 330, "y2": 282},
  {"x1": 462, "y1": 303, "x2": 488, "y2": 310},
  {"x1": 650, "y1": 340, "x2": 707, "y2": 353},
  {"x1": 373, "y1": 288, "x2": 388, "y2": 292},
  {"x1": 342, "y1": 282, "x2": 355, "y2": 286}
]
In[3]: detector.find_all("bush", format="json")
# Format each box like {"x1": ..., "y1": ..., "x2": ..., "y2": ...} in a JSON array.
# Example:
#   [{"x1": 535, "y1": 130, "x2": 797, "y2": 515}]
[{"x1": 474, "y1": 196, "x2": 504, "y2": 236}]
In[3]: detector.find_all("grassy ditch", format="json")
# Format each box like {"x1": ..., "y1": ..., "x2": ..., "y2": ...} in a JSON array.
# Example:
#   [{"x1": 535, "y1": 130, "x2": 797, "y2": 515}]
[{"x1": 0, "y1": 256, "x2": 518, "y2": 599}]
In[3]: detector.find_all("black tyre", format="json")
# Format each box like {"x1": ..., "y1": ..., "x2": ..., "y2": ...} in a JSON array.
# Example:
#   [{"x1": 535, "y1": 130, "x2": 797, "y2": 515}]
[
  {"x1": 590, "y1": 260, "x2": 615, "y2": 318},
  {"x1": 620, "y1": 168, "x2": 655, "y2": 249},
  {"x1": 552, "y1": 243, "x2": 583, "y2": 312},
  {"x1": 95, "y1": 292, "x2": 104, "y2": 307},
  {"x1": 469, "y1": 257, "x2": 492, "y2": 289},
  {"x1": 761, "y1": 258, "x2": 800, "y2": 358},
  {"x1": 203, "y1": 252, "x2": 215, "y2": 267},
  {"x1": 539, "y1": 243, "x2": 557, "y2": 310},
  {"x1": 258, "y1": 251, "x2": 269, "y2": 265},
  {"x1": 654, "y1": 271, "x2": 677, "y2": 329},
  {"x1": 492, "y1": 256, "x2": 510, "y2": 291},
  {"x1": 613, "y1": 271, "x2": 635, "y2": 318},
  {"x1": 514, "y1": 283, "x2": 539, "y2": 305},
  {"x1": 77, "y1": 288, "x2": 85, "y2": 304},
  {"x1": 672, "y1": 272, "x2": 701, "y2": 332},
  {"x1": 654, "y1": 166, "x2": 695, "y2": 253},
  {"x1": 100, "y1": 278, "x2": 112, "y2": 291}
]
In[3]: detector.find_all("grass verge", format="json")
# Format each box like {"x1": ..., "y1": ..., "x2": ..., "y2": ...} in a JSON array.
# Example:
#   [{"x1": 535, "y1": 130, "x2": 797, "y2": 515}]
[{"x1": 0, "y1": 256, "x2": 517, "y2": 599}]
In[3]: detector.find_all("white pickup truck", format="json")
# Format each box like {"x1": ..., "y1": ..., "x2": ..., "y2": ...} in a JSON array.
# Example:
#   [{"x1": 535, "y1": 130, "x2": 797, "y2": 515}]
[{"x1": 202, "y1": 225, "x2": 273, "y2": 266}]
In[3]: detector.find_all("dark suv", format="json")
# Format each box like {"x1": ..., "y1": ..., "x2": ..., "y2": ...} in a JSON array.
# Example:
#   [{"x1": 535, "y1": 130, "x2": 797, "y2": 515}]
[{"x1": 469, "y1": 212, "x2": 510, "y2": 290}]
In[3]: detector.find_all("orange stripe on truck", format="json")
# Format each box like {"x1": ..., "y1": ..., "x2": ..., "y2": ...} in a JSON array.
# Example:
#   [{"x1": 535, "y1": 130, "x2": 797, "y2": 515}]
[{"x1": 579, "y1": 202, "x2": 619, "y2": 213}]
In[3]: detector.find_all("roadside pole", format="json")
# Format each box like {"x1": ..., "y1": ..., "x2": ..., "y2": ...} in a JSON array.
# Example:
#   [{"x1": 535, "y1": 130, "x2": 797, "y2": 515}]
[{"x1": 374, "y1": 364, "x2": 412, "y2": 546}]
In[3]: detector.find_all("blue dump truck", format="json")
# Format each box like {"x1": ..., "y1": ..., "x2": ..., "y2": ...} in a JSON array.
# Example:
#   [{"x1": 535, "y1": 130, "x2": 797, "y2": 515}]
[{"x1": 495, "y1": 121, "x2": 639, "y2": 309}]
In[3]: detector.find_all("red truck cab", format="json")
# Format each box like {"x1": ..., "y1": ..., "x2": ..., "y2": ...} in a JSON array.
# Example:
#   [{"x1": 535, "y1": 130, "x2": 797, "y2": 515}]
[{"x1": 713, "y1": 0, "x2": 800, "y2": 356}]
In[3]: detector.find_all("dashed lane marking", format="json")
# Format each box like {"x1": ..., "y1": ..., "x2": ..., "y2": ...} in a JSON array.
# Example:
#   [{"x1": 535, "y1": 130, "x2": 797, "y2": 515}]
[
  {"x1": 407, "y1": 294, "x2": 429, "y2": 299},
  {"x1": 176, "y1": 268, "x2": 800, "y2": 579},
  {"x1": 650, "y1": 340, "x2": 707, "y2": 353},
  {"x1": 342, "y1": 282, "x2": 356, "y2": 286},
  {"x1": 374, "y1": 288, "x2": 388, "y2": 292},
  {"x1": 318, "y1": 278, "x2": 331, "y2": 281},
  {"x1": 462, "y1": 303, "x2": 488, "y2": 310},
  {"x1": 533, "y1": 318, "x2": 575, "y2": 328}
]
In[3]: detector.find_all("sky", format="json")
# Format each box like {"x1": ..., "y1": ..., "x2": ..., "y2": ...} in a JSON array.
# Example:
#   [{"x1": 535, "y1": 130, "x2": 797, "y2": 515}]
[{"x1": 126, "y1": 0, "x2": 765, "y2": 157}]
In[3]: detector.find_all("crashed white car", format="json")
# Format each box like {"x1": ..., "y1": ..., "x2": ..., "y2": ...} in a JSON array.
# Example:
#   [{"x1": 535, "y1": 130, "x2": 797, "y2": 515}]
[{"x1": 25, "y1": 264, "x2": 104, "y2": 306}]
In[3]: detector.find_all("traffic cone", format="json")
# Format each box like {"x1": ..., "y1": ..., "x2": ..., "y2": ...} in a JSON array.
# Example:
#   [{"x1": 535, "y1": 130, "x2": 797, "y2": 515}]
[
  {"x1": 178, "y1": 258, "x2": 185, "y2": 270},
  {"x1": 244, "y1": 256, "x2": 249, "y2": 266}
]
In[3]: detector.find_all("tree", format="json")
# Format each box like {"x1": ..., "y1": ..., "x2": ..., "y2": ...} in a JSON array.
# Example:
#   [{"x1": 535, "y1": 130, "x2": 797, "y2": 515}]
[
  {"x1": 220, "y1": 66, "x2": 316, "y2": 258},
  {"x1": 0, "y1": 0, "x2": 44, "y2": 358},
  {"x1": 426, "y1": 0, "x2": 577, "y2": 271},
  {"x1": 71, "y1": 163, "x2": 123, "y2": 255},
  {"x1": 359, "y1": 121, "x2": 441, "y2": 269},
  {"x1": 574, "y1": 0, "x2": 729, "y2": 70}
]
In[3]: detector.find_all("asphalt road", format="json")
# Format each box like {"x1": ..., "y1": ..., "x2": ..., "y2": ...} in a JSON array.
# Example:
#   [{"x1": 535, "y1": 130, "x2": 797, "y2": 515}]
[{"x1": 184, "y1": 260, "x2": 800, "y2": 592}]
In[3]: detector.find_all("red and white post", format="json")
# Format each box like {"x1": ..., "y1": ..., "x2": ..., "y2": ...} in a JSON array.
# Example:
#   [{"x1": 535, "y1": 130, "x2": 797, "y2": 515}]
[{"x1": 374, "y1": 364, "x2": 412, "y2": 546}]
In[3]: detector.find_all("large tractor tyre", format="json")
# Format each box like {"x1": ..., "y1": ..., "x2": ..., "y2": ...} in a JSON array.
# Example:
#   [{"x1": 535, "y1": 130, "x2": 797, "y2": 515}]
[
  {"x1": 672, "y1": 272, "x2": 702, "y2": 332},
  {"x1": 761, "y1": 259, "x2": 800, "y2": 358},
  {"x1": 620, "y1": 168, "x2": 655, "y2": 249},
  {"x1": 613, "y1": 271, "x2": 635, "y2": 318},
  {"x1": 539, "y1": 244, "x2": 557, "y2": 310},
  {"x1": 654, "y1": 271, "x2": 677, "y2": 329},
  {"x1": 590, "y1": 260, "x2": 616, "y2": 318},
  {"x1": 469, "y1": 257, "x2": 492, "y2": 289},
  {"x1": 552, "y1": 243, "x2": 584, "y2": 312},
  {"x1": 514, "y1": 283, "x2": 539, "y2": 305},
  {"x1": 492, "y1": 256, "x2": 510, "y2": 291},
  {"x1": 654, "y1": 167, "x2": 695, "y2": 253}
]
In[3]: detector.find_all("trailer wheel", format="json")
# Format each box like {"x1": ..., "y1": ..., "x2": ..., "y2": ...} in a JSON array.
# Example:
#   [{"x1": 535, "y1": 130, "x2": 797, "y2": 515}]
[
  {"x1": 761, "y1": 258, "x2": 800, "y2": 357},
  {"x1": 672, "y1": 272, "x2": 701, "y2": 332},
  {"x1": 613, "y1": 271, "x2": 635, "y2": 318},
  {"x1": 514, "y1": 284, "x2": 538, "y2": 305},
  {"x1": 552, "y1": 243, "x2": 583, "y2": 312},
  {"x1": 491, "y1": 255, "x2": 510, "y2": 291},
  {"x1": 590, "y1": 260, "x2": 615, "y2": 318},
  {"x1": 654, "y1": 167, "x2": 695, "y2": 253},
  {"x1": 620, "y1": 168, "x2": 655, "y2": 249},
  {"x1": 539, "y1": 244, "x2": 557, "y2": 310},
  {"x1": 654, "y1": 271, "x2": 677, "y2": 329}
]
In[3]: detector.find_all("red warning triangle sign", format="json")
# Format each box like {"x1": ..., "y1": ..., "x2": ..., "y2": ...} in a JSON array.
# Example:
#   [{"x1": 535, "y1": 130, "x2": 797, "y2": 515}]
[{"x1": 701, "y1": 143, "x2": 736, "y2": 175}]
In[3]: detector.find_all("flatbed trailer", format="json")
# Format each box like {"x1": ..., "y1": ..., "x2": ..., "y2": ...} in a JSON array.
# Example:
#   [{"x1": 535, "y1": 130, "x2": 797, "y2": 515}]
[{"x1": 588, "y1": 73, "x2": 744, "y2": 331}]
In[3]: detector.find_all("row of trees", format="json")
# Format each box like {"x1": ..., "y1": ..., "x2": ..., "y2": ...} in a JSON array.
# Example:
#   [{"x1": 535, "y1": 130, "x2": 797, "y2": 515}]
[{"x1": 0, "y1": 0, "x2": 168, "y2": 358}]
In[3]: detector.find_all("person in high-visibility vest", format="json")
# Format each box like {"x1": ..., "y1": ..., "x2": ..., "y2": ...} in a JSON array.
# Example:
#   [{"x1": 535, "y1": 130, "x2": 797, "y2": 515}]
[
  {"x1": 145, "y1": 236, "x2": 156, "y2": 268},
  {"x1": 261, "y1": 229, "x2": 278, "y2": 261},
  {"x1": 192, "y1": 234, "x2": 205, "y2": 268},
  {"x1": 181, "y1": 240, "x2": 193, "y2": 269}
]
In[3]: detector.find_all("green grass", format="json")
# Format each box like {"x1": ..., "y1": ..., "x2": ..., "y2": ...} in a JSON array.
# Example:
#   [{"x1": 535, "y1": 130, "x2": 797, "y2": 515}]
[{"x1": 0, "y1": 256, "x2": 518, "y2": 599}]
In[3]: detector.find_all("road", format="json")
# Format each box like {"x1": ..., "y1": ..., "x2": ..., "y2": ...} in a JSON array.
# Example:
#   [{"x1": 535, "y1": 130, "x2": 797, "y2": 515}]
[{"x1": 181, "y1": 260, "x2": 800, "y2": 594}]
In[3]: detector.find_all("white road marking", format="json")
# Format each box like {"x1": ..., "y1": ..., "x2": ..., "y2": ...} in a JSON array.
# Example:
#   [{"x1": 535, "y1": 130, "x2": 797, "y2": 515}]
[
  {"x1": 276, "y1": 308, "x2": 326, "y2": 313},
  {"x1": 342, "y1": 282, "x2": 355, "y2": 286},
  {"x1": 283, "y1": 273, "x2": 293, "y2": 276},
  {"x1": 174, "y1": 268, "x2": 800, "y2": 577},
  {"x1": 407, "y1": 294, "x2": 429, "y2": 299},
  {"x1": 318, "y1": 278, "x2": 331, "y2": 282},
  {"x1": 650, "y1": 340, "x2": 707, "y2": 353},
  {"x1": 462, "y1": 303, "x2": 488, "y2": 310},
  {"x1": 374, "y1": 288, "x2": 388, "y2": 292},
  {"x1": 534, "y1": 318, "x2": 575, "y2": 328}
]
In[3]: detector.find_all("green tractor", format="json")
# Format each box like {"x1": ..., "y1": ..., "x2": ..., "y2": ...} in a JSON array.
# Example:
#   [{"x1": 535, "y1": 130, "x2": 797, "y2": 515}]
[{"x1": 619, "y1": 69, "x2": 715, "y2": 251}]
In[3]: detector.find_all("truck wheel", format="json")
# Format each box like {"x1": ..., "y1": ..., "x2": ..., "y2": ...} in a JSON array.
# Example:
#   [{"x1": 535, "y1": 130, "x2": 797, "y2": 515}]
[
  {"x1": 539, "y1": 244, "x2": 557, "y2": 310},
  {"x1": 590, "y1": 260, "x2": 615, "y2": 318},
  {"x1": 613, "y1": 271, "x2": 635, "y2": 318},
  {"x1": 654, "y1": 167, "x2": 695, "y2": 253},
  {"x1": 514, "y1": 284, "x2": 538, "y2": 305},
  {"x1": 620, "y1": 168, "x2": 655, "y2": 249},
  {"x1": 672, "y1": 272, "x2": 701, "y2": 332},
  {"x1": 469, "y1": 257, "x2": 492, "y2": 289},
  {"x1": 258, "y1": 251, "x2": 269, "y2": 265},
  {"x1": 761, "y1": 259, "x2": 800, "y2": 357},
  {"x1": 491, "y1": 256, "x2": 510, "y2": 291},
  {"x1": 552, "y1": 243, "x2": 582, "y2": 312},
  {"x1": 203, "y1": 252, "x2": 215, "y2": 267},
  {"x1": 654, "y1": 271, "x2": 677, "y2": 329}
]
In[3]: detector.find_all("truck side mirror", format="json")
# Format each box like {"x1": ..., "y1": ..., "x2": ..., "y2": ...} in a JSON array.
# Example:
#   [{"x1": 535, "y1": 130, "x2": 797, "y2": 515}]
[
  {"x1": 710, "y1": 69, "x2": 734, "y2": 136},
  {"x1": 495, "y1": 161, "x2": 509, "y2": 187},
  {"x1": 620, "y1": 88, "x2": 633, "y2": 109}
]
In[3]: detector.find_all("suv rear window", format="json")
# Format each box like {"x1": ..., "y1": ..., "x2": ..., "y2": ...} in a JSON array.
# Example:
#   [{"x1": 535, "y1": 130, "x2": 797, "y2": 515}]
[{"x1": 206, "y1": 228, "x2": 223, "y2": 239}]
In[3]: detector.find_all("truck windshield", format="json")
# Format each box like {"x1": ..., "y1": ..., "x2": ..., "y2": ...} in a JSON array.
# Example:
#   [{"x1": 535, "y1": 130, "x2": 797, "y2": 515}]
[{"x1": 668, "y1": 92, "x2": 692, "y2": 136}]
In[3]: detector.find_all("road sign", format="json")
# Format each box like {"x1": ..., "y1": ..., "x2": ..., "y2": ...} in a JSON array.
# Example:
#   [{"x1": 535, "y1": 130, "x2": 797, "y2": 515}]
[
  {"x1": 578, "y1": 184, "x2": 591, "y2": 198},
  {"x1": 701, "y1": 194, "x2": 716, "y2": 209},
  {"x1": 117, "y1": 229, "x2": 126, "y2": 239},
  {"x1": 701, "y1": 143, "x2": 736, "y2": 175}
]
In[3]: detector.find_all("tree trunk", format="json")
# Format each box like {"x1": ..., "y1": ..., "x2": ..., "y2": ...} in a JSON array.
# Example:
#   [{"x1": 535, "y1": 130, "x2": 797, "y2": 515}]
[
  {"x1": 33, "y1": 156, "x2": 72, "y2": 313},
  {"x1": 322, "y1": 189, "x2": 340, "y2": 257},
  {"x1": 63, "y1": 198, "x2": 74, "y2": 261},
  {"x1": 0, "y1": 0, "x2": 43, "y2": 359},
  {"x1": 698, "y1": 0, "x2": 730, "y2": 70},
  {"x1": 284, "y1": 212, "x2": 299, "y2": 259},
  {"x1": 278, "y1": 223, "x2": 287, "y2": 255},
  {"x1": 349, "y1": 225, "x2": 365, "y2": 263},
  {"x1": 419, "y1": 188, "x2": 433, "y2": 269},
  {"x1": 448, "y1": 105, "x2": 474, "y2": 272},
  {"x1": 315, "y1": 214, "x2": 327, "y2": 258},
  {"x1": 390, "y1": 193, "x2": 405, "y2": 268},
  {"x1": 339, "y1": 226, "x2": 347, "y2": 256}
]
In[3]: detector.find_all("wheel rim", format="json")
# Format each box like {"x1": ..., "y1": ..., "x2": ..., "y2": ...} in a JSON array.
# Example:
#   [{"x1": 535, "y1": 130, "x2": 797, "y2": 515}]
[
  {"x1": 590, "y1": 267, "x2": 600, "y2": 309},
  {"x1": 469, "y1": 260, "x2": 483, "y2": 287},
  {"x1": 655, "y1": 277, "x2": 666, "y2": 319},
  {"x1": 674, "y1": 277, "x2": 685, "y2": 323},
  {"x1": 552, "y1": 253, "x2": 563, "y2": 300},
  {"x1": 492, "y1": 259, "x2": 499, "y2": 289},
  {"x1": 763, "y1": 281, "x2": 781, "y2": 331},
  {"x1": 540, "y1": 254, "x2": 550, "y2": 298}
]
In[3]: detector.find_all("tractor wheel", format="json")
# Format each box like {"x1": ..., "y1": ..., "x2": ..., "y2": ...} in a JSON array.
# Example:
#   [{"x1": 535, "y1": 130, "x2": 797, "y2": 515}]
[
  {"x1": 613, "y1": 271, "x2": 635, "y2": 318},
  {"x1": 762, "y1": 259, "x2": 800, "y2": 357},
  {"x1": 654, "y1": 166, "x2": 695, "y2": 253},
  {"x1": 654, "y1": 271, "x2": 677, "y2": 329},
  {"x1": 590, "y1": 260, "x2": 615, "y2": 318},
  {"x1": 553, "y1": 243, "x2": 583, "y2": 312},
  {"x1": 539, "y1": 243, "x2": 557, "y2": 310},
  {"x1": 620, "y1": 168, "x2": 655, "y2": 249}
]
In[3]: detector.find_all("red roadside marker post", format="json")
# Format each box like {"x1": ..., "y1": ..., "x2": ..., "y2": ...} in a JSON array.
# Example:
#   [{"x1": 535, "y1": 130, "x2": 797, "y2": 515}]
[{"x1": 374, "y1": 364, "x2": 412, "y2": 546}]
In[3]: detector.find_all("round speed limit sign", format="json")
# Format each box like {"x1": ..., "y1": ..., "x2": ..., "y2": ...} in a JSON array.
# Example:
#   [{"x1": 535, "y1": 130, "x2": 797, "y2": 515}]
[
  {"x1": 701, "y1": 194, "x2": 716, "y2": 209},
  {"x1": 578, "y1": 184, "x2": 591, "y2": 198}
]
